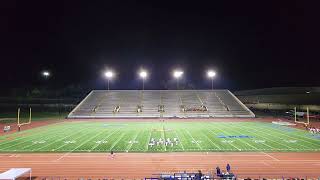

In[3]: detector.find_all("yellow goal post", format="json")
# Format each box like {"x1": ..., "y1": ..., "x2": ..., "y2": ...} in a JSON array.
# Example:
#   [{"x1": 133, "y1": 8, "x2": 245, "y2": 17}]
[{"x1": 17, "y1": 107, "x2": 32, "y2": 127}]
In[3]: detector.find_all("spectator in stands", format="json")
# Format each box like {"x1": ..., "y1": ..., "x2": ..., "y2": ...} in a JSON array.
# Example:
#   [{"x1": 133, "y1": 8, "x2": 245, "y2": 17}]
[
  {"x1": 195, "y1": 170, "x2": 203, "y2": 180},
  {"x1": 226, "y1": 163, "x2": 231, "y2": 173}
]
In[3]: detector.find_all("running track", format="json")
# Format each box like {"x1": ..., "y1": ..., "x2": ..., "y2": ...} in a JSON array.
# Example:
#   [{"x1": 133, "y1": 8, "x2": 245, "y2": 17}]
[{"x1": 1, "y1": 152, "x2": 320, "y2": 179}]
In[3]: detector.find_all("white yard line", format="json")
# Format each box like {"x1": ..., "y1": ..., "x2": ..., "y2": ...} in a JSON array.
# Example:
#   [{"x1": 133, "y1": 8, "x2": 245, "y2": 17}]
[
  {"x1": 35, "y1": 125, "x2": 94, "y2": 151},
  {"x1": 236, "y1": 123, "x2": 291, "y2": 150},
  {"x1": 53, "y1": 126, "x2": 102, "y2": 152},
  {"x1": 161, "y1": 125, "x2": 167, "y2": 151},
  {"x1": 146, "y1": 124, "x2": 154, "y2": 151},
  {"x1": 55, "y1": 126, "x2": 109, "y2": 161},
  {"x1": 199, "y1": 131, "x2": 221, "y2": 150},
  {"x1": 173, "y1": 129, "x2": 185, "y2": 151},
  {"x1": 206, "y1": 123, "x2": 242, "y2": 151},
  {"x1": 90, "y1": 127, "x2": 123, "y2": 151},
  {"x1": 0, "y1": 125, "x2": 74, "y2": 150},
  {"x1": 255, "y1": 124, "x2": 319, "y2": 149},
  {"x1": 108, "y1": 131, "x2": 127, "y2": 151},
  {"x1": 126, "y1": 129, "x2": 142, "y2": 151},
  {"x1": 217, "y1": 122, "x2": 258, "y2": 150},
  {"x1": 185, "y1": 129, "x2": 203, "y2": 150}
]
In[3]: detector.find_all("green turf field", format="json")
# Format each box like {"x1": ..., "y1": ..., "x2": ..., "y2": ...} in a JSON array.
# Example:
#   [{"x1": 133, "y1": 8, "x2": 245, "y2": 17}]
[{"x1": 0, "y1": 121, "x2": 319, "y2": 152}]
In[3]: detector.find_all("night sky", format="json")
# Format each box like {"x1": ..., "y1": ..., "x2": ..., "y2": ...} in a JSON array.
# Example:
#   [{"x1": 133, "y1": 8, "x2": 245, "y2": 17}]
[{"x1": 1, "y1": 0, "x2": 319, "y2": 91}]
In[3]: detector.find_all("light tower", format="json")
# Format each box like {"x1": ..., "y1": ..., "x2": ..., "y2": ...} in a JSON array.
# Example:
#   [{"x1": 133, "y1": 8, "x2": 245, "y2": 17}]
[
  {"x1": 104, "y1": 70, "x2": 114, "y2": 91},
  {"x1": 173, "y1": 70, "x2": 183, "y2": 89},
  {"x1": 139, "y1": 69, "x2": 148, "y2": 90},
  {"x1": 207, "y1": 70, "x2": 216, "y2": 90}
]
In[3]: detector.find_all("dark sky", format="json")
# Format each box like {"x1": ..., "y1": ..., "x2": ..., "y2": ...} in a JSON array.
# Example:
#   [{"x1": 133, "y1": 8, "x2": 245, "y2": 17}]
[{"x1": 1, "y1": 0, "x2": 319, "y2": 90}]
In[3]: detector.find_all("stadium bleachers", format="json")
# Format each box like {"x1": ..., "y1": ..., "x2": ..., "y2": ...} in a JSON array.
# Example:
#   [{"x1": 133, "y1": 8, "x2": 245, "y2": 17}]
[{"x1": 68, "y1": 90, "x2": 255, "y2": 118}]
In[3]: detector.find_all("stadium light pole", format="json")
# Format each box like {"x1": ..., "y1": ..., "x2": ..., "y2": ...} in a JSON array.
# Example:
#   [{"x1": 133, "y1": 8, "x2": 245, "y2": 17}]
[
  {"x1": 104, "y1": 71, "x2": 114, "y2": 91},
  {"x1": 173, "y1": 70, "x2": 183, "y2": 89},
  {"x1": 207, "y1": 70, "x2": 216, "y2": 90},
  {"x1": 139, "y1": 70, "x2": 148, "y2": 91}
]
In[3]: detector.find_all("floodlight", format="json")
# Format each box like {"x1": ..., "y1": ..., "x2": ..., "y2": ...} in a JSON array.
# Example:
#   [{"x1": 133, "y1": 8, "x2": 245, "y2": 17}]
[
  {"x1": 207, "y1": 70, "x2": 216, "y2": 78},
  {"x1": 42, "y1": 71, "x2": 50, "y2": 77},
  {"x1": 139, "y1": 70, "x2": 148, "y2": 79},
  {"x1": 104, "y1": 71, "x2": 114, "y2": 79},
  {"x1": 173, "y1": 70, "x2": 183, "y2": 79}
]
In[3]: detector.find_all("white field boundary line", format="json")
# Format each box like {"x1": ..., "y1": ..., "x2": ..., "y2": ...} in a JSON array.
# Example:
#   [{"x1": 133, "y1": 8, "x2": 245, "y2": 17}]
[
  {"x1": 34, "y1": 124, "x2": 97, "y2": 151},
  {"x1": 216, "y1": 122, "x2": 259, "y2": 150},
  {"x1": 55, "y1": 126, "x2": 111, "y2": 161},
  {"x1": 173, "y1": 129, "x2": 185, "y2": 151},
  {"x1": 0, "y1": 124, "x2": 76, "y2": 151},
  {"x1": 255, "y1": 123, "x2": 320, "y2": 150},
  {"x1": 234, "y1": 123, "x2": 285, "y2": 150},
  {"x1": 50, "y1": 126, "x2": 102, "y2": 152},
  {"x1": 205, "y1": 123, "x2": 242, "y2": 151},
  {"x1": 0, "y1": 122, "x2": 73, "y2": 147},
  {"x1": 125, "y1": 129, "x2": 143, "y2": 151},
  {"x1": 261, "y1": 152, "x2": 280, "y2": 161},
  {"x1": 242, "y1": 123, "x2": 298, "y2": 150},
  {"x1": 0, "y1": 153, "x2": 297, "y2": 158},
  {"x1": 184, "y1": 129, "x2": 203, "y2": 150},
  {"x1": 90, "y1": 127, "x2": 123, "y2": 151}
]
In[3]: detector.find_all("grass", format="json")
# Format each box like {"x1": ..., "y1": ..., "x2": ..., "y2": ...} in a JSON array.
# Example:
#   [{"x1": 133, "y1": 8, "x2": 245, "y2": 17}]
[{"x1": 0, "y1": 121, "x2": 320, "y2": 153}]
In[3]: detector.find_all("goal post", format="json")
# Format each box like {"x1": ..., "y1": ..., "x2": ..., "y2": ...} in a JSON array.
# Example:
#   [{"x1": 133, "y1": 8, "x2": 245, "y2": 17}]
[
  {"x1": 294, "y1": 106, "x2": 309, "y2": 126},
  {"x1": 17, "y1": 107, "x2": 32, "y2": 127}
]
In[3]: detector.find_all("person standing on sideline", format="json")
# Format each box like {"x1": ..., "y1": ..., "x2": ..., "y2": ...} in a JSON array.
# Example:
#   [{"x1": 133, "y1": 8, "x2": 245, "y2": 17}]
[
  {"x1": 110, "y1": 150, "x2": 115, "y2": 159},
  {"x1": 226, "y1": 163, "x2": 231, "y2": 173},
  {"x1": 216, "y1": 166, "x2": 221, "y2": 176}
]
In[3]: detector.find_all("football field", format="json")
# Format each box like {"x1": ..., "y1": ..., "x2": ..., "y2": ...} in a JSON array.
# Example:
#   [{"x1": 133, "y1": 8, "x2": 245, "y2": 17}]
[{"x1": 0, "y1": 121, "x2": 320, "y2": 152}]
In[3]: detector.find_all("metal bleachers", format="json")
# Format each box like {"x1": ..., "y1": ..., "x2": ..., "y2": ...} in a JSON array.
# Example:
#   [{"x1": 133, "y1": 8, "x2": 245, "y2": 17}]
[{"x1": 68, "y1": 90, "x2": 255, "y2": 118}]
